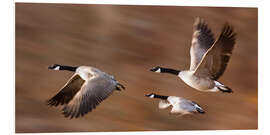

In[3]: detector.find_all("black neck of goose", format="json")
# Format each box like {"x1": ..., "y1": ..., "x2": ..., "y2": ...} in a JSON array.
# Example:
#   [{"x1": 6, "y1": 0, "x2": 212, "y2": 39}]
[
  {"x1": 154, "y1": 94, "x2": 169, "y2": 100},
  {"x1": 160, "y1": 68, "x2": 180, "y2": 75},
  {"x1": 60, "y1": 65, "x2": 77, "y2": 72}
]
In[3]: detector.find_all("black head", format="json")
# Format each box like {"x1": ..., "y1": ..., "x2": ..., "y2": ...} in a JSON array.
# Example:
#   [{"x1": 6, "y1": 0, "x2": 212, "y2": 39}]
[
  {"x1": 48, "y1": 64, "x2": 61, "y2": 70},
  {"x1": 150, "y1": 66, "x2": 161, "y2": 72},
  {"x1": 145, "y1": 93, "x2": 156, "y2": 98}
]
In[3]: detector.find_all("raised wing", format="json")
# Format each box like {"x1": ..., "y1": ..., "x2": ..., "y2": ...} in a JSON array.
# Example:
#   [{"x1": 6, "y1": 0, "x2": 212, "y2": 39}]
[
  {"x1": 189, "y1": 17, "x2": 215, "y2": 71},
  {"x1": 61, "y1": 75, "x2": 117, "y2": 118},
  {"x1": 47, "y1": 74, "x2": 85, "y2": 107},
  {"x1": 194, "y1": 23, "x2": 236, "y2": 80}
]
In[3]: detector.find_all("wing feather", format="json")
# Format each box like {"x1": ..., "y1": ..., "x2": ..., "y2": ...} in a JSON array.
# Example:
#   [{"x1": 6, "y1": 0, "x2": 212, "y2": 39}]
[
  {"x1": 189, "y1": 17, "x2": 215, "y2": 71},
  {"x1": 194, "y1": 23, "x2": 236, "y2": 80},
  {"x1": 47, "y1": 74, "x2": 85, "y2": 107},
  {"x1": 62, "y1": 75, "x2": 116, "y2": 118}
]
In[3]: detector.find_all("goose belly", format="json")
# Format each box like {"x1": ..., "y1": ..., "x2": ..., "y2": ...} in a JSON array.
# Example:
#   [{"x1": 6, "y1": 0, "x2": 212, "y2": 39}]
[{"x1": 178, "y1": 71, "x2": 215, "y2": 91}]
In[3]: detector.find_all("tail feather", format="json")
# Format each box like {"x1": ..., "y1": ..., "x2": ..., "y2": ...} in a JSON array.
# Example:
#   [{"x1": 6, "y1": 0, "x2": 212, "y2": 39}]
[
  {"x1": 116, "y1": 83, "x2": 125, "y2": 91},
  {"x1": 217, "y1": 85, "x2": 233, "y2": 93},
  {"x1": 195, "y1": 104, "x2": 205, "y2": 114},
  {"x1": 215, "y1": 81, "x2": 233, "y2": 93},
  {"x1": 196, "y1": 107, "x2": 205, "y2": 114}
]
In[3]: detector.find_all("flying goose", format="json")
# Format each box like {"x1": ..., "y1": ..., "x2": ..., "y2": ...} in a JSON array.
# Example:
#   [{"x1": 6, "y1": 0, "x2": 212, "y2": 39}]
[
  {"x1": 47, "y1": 64, "x2": 125, "y2": 119},
  {"x1": 145, "y1": 93, "x2": 205, "y2": 116},
  {"x1": 150, "y1": 17, "x2": 236, "y2": 93}
]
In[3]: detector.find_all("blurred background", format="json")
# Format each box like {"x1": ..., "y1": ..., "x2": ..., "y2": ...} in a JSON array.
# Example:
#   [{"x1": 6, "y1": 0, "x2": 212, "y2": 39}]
[{"x1": 15, "y1": 3, "x2": 257, "y2": 133}]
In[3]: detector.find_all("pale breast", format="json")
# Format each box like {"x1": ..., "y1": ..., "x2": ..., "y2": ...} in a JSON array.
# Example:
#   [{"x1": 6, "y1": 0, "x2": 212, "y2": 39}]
[{"x1": 178, "y1": 71, "x2": 215, "y2": 91}]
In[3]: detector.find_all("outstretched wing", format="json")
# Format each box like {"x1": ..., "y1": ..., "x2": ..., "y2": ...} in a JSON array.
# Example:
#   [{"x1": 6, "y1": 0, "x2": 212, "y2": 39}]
[
  {"x1": 47, "y1": 74, "x2": 85, "y2": 107},
  {"x1": 189, "y1": 17, "x2": 215, "y2": 71},
  {"x1": 194, "y1": 23, "x2": 236, "y2": 80},
  {"x1": 61, "y1": 75, "x2": 117, "y2": 119}
]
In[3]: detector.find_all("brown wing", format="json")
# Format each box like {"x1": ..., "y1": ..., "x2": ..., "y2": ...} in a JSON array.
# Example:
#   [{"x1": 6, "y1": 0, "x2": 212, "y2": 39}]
[
  {"x1": 189, "y1": 17, "x2": 215, "y2": 71},
  {"x1": 47, "y1": 74, "x2": 85, "y2": 107},
  {"x1": 61, "y1": 75, "x2": 117, "y2": 119},
  {"x1": 194, "y1": 23, "x2": 236, "y2": 80}
]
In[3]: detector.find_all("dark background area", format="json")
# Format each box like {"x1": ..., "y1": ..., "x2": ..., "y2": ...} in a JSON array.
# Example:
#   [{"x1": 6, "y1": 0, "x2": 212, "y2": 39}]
[{"x1": 15, "y1": 3, "x2": 257, "y2": 133}]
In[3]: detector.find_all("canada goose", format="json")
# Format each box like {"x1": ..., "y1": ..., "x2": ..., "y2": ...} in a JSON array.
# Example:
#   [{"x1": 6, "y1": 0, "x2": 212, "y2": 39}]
[
  {"x1": 145, "y1": 93, "x2": 205, "y2": 115},
  {"x1": 150, "y1": 17, "x2": 236, "y2": 93},
  {"x1": 47, "y1": 64, "x2": 125, "y2": 119}
]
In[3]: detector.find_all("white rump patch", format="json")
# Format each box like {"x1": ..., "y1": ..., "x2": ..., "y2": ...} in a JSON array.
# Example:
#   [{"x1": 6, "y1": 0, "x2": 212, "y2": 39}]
[
  {"x1": 214, "y1": 81, "x2": 224, "y2": 86},
  {"x1": 149, "y1": 94, "x2": 155, "y2": 98},
  {"x1": 194, "y1": 104, "x2": 200, "y2": 109}
]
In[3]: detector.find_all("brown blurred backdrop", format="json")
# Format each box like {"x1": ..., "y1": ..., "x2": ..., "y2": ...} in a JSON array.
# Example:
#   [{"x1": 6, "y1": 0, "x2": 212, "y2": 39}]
[{"x1": 15, "y1": 3, "x2": 258, "y2": 133}]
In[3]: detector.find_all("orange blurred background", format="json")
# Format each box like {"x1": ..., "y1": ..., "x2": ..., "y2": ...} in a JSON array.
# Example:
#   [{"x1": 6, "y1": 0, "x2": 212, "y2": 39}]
[{"x1": 15, "y1": 3, "x2": 257, "y2": 133}]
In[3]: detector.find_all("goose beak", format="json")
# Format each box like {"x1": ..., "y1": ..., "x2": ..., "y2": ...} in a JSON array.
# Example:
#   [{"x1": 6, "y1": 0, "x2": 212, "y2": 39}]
[
  {"x1": 150, "y1": 66, "x2": 160, "y2": 72},
  {"x1": 144, "y1": 93, "x2": 152, "y2": 97},
  {"x1": 150, "y1": 67, "x2": 157, "y2": 72},
  {"x1": 48, "y1": 64, "x2": 60, "y2": 70},
  {"x1": 48, "y1": 65, "x2": 54, "y2": 69}
]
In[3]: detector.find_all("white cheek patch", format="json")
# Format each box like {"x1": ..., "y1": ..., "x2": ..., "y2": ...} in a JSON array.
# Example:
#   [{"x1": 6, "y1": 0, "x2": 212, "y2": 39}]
[
  {"x1": 214, "y1": 81, "x2": 223, "y2": 86},
  {"x1": 155, "y1": 68, "x2": 161, "y2": 73},
  {"x1": 177, "y1": 72, "x2": 182, "y2": 77},
  {"x1": 53, "y1": 66, "x2": 60, "y2": 70},
  {"x1": 149, "y1": 95, "x2": 155, "y2": 98}
]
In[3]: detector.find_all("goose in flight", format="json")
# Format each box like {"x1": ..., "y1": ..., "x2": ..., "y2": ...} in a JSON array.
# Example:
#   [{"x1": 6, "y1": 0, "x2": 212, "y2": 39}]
[
  {"x1": 47, "y1": 64, "x2": 125, "y2": 119},
  {"x1": 145, "y1": 93, "x2": 205, "y2": 116},
  {"x1": 150, "y1": 17, "x2": 236, "y2": 93}
]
